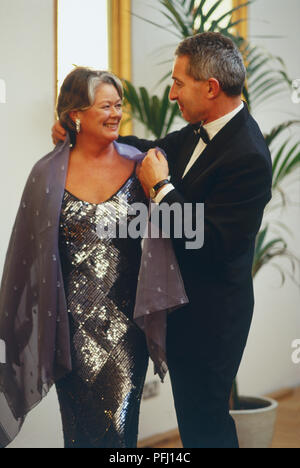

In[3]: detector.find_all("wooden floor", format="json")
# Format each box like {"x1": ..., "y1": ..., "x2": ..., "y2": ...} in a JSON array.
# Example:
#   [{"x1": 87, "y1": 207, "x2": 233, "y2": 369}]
[
  {"x1": 271, "y1": 387, "x2": 300, "y2": 448},
  {"x1": 138, "y1": 387, "x2": 300, "y2": 449}
]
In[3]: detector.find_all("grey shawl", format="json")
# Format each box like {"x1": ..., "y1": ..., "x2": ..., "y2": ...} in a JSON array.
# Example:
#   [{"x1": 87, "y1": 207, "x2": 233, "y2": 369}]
[{"x1": 0, "y1": 135, "x2": 188, "y2": 447}]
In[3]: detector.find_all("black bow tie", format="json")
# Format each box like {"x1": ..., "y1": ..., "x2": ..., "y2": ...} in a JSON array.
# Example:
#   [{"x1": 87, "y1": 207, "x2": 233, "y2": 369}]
[{"x1": 193, "y1": 125, "x2": 210, "y2": 145}]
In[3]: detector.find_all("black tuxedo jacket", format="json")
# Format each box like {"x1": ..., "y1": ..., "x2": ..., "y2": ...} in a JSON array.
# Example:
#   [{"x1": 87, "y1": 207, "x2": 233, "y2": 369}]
[{"x1": 119, "y1": 104, "x2": 272, "y2": 360}]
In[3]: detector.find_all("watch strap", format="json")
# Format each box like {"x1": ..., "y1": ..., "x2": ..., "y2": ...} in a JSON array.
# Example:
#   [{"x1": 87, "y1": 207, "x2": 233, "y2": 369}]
[{"x1": 153, "y1": 179, "x2": 170, "y2": 192}]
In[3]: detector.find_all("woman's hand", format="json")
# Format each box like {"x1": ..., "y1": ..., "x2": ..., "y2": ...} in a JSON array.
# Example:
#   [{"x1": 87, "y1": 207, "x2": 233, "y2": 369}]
[{"x1": 52, "y1": 121, "x2": 66, "y2": 145}]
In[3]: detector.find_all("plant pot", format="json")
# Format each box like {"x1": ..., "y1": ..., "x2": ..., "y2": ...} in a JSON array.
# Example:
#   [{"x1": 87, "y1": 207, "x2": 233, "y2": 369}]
[{"x1": 230, "y1": 396, "x2": 278, "y2": 448}]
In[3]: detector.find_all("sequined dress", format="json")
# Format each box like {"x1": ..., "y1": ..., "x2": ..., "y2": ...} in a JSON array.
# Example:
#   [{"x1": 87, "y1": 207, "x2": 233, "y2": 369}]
[{"x1": 55, "y1": 172, "x2": 149, "y2": 448}]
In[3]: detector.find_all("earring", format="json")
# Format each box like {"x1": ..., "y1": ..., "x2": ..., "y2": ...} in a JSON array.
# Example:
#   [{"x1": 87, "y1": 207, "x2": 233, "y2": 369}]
[{"x1": 75, "y1": 118, "x2": 81, "y2": 134}]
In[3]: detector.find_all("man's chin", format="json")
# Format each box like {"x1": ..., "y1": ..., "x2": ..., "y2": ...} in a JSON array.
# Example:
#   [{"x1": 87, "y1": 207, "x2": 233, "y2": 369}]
[
  {"x1": 180, "y1": 110, "x2": 190, "y2": 123},
  {"x1": 180, "y1": 110, "x2": 198, "y2": 124}
]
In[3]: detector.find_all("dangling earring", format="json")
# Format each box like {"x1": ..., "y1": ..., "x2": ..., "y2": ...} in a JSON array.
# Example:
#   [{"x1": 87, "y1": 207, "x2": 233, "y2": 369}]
[{"x1": 75, "y1": 118, "x2": 81, "y2": 134}]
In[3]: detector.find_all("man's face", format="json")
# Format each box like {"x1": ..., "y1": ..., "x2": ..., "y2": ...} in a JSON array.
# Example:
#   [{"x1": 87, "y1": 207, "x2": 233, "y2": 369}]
[{"x1": 169, "y1": 55, "x2": 210, "y2": 124}]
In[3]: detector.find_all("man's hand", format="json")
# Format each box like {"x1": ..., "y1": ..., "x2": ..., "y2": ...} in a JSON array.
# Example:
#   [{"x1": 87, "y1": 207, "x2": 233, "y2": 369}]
[
  {"x1": 52, "y1": 121, "x2": 66, "y2": 145},
  {"x1": 136, "y1": 149, "x2": 169, "y2": 196}
]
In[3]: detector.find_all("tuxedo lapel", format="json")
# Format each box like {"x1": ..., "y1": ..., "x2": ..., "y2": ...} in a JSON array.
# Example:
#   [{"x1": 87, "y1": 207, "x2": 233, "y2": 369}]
[
  {"x1": 180, "y1": 103, "x2": 250, "y2": 190},
  {"x1": 172, "y1": 129, "x2": 200, "y2": 185}
]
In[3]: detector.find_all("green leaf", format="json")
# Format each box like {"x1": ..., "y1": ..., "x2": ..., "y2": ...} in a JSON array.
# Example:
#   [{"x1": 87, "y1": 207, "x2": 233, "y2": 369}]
[
  {"x1": 272, "y1": 141, "x2": 290, "y2": 178},
  {"x1": 273, "y1": 143, "x2": 300, "y2": 185},
  {"x1": 140, "y1": 87, "x2": 152, "y2": 124},
  {"x1": 165, "y1": 102, "x2": 182, "y2": 134},
  {"x1": 253, "y1": 226, "x2": 269, "y2": 264},
  {"x1": 208, "y1": 0, "x2": 251, "y2": 29},
  {"x1": 160, "y1": 0, "x2": 191, "y2": 37},
  {"x1": 159, "y1": 86, "x2": 172, "y2": 135},
  {"x1": 130, "y1": 11, "x2": 182, "y2": 39},
  {"x1": 203, "y1": 0, "x2": 224, "y2": 22},
  {"x1": 123, "y1": 80, "x2": 144, "y2": 122},
  {"x1": 122, "y1": 81, "x2": 182, "y2": 139}
]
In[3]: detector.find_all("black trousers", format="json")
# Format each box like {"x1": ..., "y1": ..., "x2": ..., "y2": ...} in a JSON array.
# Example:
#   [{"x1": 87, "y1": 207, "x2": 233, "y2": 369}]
[
  {"x1": 166, "y1": 353, "x2": 239, "y2": 448},
  {"x1": 166, "y1": 304, "x2": 252, "y2": 449}
]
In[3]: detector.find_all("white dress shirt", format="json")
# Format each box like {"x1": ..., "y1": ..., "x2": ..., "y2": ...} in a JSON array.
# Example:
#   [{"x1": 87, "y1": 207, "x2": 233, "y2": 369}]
[{"x1": 154, "y1": 102, "x2": 244, "y2": 203}]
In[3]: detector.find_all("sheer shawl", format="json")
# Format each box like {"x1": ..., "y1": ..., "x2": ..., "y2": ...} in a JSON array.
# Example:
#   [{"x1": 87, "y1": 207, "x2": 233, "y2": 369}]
[{"x1": 0, "y1": 135, "x2": 188, "y2": 447}]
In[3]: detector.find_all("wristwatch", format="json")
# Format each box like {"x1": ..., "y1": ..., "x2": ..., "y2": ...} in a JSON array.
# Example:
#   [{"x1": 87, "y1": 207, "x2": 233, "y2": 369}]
[{"x1": 150, "y1": 179, "x2": 170, "y2": 199}]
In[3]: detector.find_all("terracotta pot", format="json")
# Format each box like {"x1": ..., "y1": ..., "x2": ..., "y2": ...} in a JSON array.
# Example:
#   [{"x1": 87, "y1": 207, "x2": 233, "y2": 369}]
[{"x1": 230, "y1": 396, "x2": 278, "y2": 448}]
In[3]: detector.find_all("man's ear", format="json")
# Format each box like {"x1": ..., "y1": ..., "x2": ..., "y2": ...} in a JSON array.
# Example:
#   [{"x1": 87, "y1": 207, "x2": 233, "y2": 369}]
[{"x1": 207, "y1": 78, "x2": 221, "y2": 99}]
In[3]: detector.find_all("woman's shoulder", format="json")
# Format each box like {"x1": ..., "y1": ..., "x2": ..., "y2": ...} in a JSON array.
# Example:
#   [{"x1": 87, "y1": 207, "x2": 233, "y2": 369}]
[{"x1": 31, "y1": 139, "x2": 70, "y2": 177}]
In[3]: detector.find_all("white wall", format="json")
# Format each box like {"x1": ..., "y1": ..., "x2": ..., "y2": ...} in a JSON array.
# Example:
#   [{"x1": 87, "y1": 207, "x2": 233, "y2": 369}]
[
  {"x1": 0, "y1": 0, "x2": 56, "y2": 261},
  {"x1": 0, "y1": 0, "x2": 64, "y2": 449}
]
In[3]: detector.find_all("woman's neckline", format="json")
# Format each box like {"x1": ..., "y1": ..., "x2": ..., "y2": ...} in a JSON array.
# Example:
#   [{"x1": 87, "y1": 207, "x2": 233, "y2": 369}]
[{"x1": 64, "y1": 167, "x2": 137, "y2": 206}]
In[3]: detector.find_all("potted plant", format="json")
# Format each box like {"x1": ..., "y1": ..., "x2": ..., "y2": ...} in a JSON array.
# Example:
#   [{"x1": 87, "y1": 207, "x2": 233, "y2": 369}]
[{"x1": 123, "y1": 0, "x2": 300, "y2": 448}]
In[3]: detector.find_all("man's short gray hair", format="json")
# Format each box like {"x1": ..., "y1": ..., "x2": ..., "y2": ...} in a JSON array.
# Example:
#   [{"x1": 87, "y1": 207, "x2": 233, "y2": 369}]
[{"x1": 175, "y1": 32, "x2": 246, "y2": 96}]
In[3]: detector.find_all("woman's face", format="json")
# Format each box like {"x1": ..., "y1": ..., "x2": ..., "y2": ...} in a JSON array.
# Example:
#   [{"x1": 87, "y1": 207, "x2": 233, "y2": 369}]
[{"x1": 77, "y1": 83, "x2": 123, "y2": 143}]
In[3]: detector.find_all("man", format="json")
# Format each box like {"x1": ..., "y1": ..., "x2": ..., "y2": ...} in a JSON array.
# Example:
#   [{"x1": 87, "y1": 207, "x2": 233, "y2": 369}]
[{"x1": 53, "y1": 32, "x2": 272, "y2": 448}]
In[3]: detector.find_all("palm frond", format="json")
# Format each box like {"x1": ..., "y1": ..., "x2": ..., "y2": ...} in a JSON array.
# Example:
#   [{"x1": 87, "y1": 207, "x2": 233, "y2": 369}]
[
  {"x1": 244, "y1": 45, "x2": 291, "y2": 107},
  {"x1": 159, "y1": 0, "x2": 192, "y2": 37},
  {"x1": 123, "y1": 81, "x2": 181, "y2": 138},
  {"x1": 264, "y1": 120, "x2": 300, "y2": 147},
  {"x1": 253, "y1": 225, "x2": 287, "y2": 277},
  {"x1": 272, "y1": 141, "x2": 300, "y2": 190},
  {"x1": 203, "y1": 0, "x2": 251, "y2": 32},
  {"x1": 129, "y1": 11, "x2": 183, "y2": 39}
]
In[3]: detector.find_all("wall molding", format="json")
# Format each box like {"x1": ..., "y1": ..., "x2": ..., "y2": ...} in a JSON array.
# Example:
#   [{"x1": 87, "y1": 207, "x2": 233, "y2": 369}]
[{"x1": 109, "y1": 0, "x2": 132, "y2": 135}]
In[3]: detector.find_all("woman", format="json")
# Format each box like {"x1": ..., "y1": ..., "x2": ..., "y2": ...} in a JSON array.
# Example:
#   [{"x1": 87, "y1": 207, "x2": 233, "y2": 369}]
[
  {"x1": 54, "y1": 67, "x2": 150, "y2": 448},
  {"x1": 0, "y1": 66, "x2": 188, "y2": 449},
  {"x1": 0, "y1": 67, "x2": 150, "y2": 449}
]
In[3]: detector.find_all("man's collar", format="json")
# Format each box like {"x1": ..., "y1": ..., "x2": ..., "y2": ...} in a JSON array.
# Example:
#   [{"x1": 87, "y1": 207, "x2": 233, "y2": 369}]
[
  {"x1": 204, "y1": 101, "x2": 244, "y2": 140},
  {"x1": 192, "y1": 101, "x2": 245, "y2": 141}
]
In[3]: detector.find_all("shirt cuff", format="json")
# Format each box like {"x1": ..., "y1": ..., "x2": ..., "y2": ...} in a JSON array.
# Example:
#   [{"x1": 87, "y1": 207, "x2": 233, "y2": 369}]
[{"x1": 153, "y1": 183, "x2": 175, "y2": 204}]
